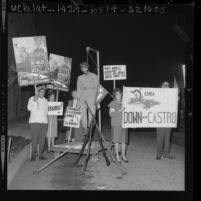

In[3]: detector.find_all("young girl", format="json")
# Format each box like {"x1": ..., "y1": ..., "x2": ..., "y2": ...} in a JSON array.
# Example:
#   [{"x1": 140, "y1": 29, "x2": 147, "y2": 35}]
[
  {"x1": 46, "y1": 91, "x2": 58, "y2": 152},
  {"x1": 108, "y1": 88, "x2": 128, "y2": 163}
]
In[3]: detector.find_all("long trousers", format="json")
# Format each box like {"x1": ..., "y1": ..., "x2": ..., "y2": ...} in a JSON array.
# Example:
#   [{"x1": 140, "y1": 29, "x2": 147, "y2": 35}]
[
  {"x1": 30, "y1": 123, "x2": 48, "y2": 158},
  {"x1": 80, "y1": 98, "x2": 96, "y2": 129},
  {"x1": 156, "y1": 128, "x2": 171, "y2": 157}
]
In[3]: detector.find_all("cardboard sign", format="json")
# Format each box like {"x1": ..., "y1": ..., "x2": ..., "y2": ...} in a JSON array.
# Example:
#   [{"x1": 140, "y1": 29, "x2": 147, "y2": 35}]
[
  {"x1": 103, "y1": 65, "x2": 127, "y2": 80},
  {"x1": 12, "y1": 36, "x2": 49, "y2": 86},
  {"x1": 48, "y1": 102, "x2": 63, "y2": 116},
  {"x1": 49, "y1": 53, "x2": 72, "y2": 92},
  {"x1": 122, "y1": 87, "x2": 179, "y2": 128},
  {"x1": 63, "y1": 107, "x2": 81, "y2": 128}
]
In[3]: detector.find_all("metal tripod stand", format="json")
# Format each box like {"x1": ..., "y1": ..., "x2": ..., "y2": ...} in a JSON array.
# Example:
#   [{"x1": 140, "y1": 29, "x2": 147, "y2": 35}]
[{"x1": 74, "y1": 101, "x2": 126, "y2": 176}]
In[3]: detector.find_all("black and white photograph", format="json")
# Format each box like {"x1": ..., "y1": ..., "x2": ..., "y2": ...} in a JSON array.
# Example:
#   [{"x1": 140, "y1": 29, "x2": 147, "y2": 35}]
[{"x1": 3, "y1": 0, "x2": 194, "y2": 191}]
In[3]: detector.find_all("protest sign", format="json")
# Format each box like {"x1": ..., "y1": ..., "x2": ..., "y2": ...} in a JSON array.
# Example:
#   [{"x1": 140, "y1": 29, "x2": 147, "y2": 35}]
[
  {"x1": 49, "y1": 53, "x2": 72, "y2": 92},
  {"x1": 94, "y1": 84, "x2": 108, "y2": 106},
  {"x1": 12, "y1": 36, "x2": 49, "y2": 86},
  {"x1": 103, "y1": 65, "x2": 127, "y2": 80},
  {"x1": 48, "y1": 102, "x2": 63, "y2": 116},
  {"x1": 122, "y1": 86, "x2": 179, "y2": 128},
  {"x1": 63, "y1": 107, "x2": 81, "y2": 128}
]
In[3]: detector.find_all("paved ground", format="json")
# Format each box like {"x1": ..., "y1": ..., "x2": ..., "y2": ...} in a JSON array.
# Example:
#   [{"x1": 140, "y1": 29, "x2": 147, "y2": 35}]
[
  {"x1": 8, "y1": 117, "x2": 31, "y2": 139},
  {"x1": 8, "y1": 117, "x2": 185, "y2": 190}
]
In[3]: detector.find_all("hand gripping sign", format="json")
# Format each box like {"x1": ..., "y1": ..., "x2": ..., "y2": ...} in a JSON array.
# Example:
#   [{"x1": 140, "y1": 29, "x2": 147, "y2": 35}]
[
  {"x1": 122, "y1": 86, "x2": 179, "y2": 128},
  {"x1": 63, "y1": 107, "x2": 81, "y2": 128}
]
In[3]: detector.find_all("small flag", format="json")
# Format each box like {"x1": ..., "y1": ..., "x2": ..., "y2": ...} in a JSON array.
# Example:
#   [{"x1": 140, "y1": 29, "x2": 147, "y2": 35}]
[
  {"x1": 182, "y1": 64, "x2": 186, "y2": 88},
  {"x1": 174, "y1": 76, "x2": 178, "y2": 88},
  {"x1": 174, "y1": 76, "x2": 180, "y2": 94},
  {"x1": 95, "y1": 84, "x2": 108, "y2": 106}
]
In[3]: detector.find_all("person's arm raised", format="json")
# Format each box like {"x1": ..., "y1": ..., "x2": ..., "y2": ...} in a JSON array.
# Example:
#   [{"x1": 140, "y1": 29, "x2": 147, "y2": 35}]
[{"x1": 33, "y1": 84, "x2": 39, "y2": 102}]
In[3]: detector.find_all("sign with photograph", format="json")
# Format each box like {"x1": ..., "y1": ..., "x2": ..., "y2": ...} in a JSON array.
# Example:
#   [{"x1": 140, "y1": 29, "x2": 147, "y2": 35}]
[
  {"x1": 49, "y1": 53, "x2": 72, "y2": 92},
  {"x1": 48, "y1": 102, "x2": 63, "y2": 116},
  {"x1": 103, "y1": 65, "x2": 127, "y2": 80},
  {"x1": 12, "y1": 36, "x2": 49, "y2": 86},
  {"x1": 63, "y1": 107, "x2": 81, "y2": 128},
  {"x1": 122, "y1": 86, "x2": 179, "y2": 128}
]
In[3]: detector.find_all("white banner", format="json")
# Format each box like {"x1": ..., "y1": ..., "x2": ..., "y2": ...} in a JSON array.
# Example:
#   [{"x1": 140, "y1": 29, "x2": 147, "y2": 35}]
[
  {"x1": 122, "y1": 87, "x2": 179, "y2": 128},
  {"x1": 103, "y1": 65, "x2": 127, "y2": 80},
  {"x1": 63, "y1": 107, "x2": 81, "y2": 128},
  {"x1": 48, "y1": 102, "x2": 63, "y2": 116}
]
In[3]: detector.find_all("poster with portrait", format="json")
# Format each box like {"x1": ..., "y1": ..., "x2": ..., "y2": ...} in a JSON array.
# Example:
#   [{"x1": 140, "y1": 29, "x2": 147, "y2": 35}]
[
  {"x1": 12, "y1": 36, "x2": 49, "y2": 86},
  {"x1": 48, "y1": 53, "x2": 72, "y2": 92},
  {"x1": 122, "y1": 86, "x2": 179, "y2": 128}
]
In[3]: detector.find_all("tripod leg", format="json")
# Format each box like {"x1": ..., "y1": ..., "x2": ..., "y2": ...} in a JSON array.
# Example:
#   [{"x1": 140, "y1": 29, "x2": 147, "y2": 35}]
[
  {"x1": 84, "y1": 101, "x2": 126, "y2": 175},
  {"x1": 98, "y1": 132, "x2": 110, "y2": 166},
  {"x1": 74, "y1": 131, "x2": 89, "y2": 166},
  {"x1": 83, "y1": 121, "x2": 94, "y2": 174},
  {"x1": 96, "y1": 125, "x2": 127, "y2": 175}
]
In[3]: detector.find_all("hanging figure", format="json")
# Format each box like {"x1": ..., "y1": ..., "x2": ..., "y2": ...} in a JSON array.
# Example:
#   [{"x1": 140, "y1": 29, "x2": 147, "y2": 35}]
[{"x1": 77, "y1": 62, "x2": 99, "y2": 134}]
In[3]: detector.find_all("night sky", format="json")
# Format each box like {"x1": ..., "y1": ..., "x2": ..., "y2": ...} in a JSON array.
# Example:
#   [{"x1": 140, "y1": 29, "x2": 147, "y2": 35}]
[{"x1": 33, "y1": 13, "x2": 188, "y2": 93}]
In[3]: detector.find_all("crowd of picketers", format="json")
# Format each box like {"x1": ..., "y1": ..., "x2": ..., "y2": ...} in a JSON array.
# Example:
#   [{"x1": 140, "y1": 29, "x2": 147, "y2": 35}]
[{"x1": 27, "y1": 61, "x2": 175, "y2": 162}]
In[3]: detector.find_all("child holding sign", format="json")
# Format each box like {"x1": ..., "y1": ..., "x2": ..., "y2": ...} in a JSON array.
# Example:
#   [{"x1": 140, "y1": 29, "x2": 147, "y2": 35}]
[
  {"x1": 65, "y1": 89, "x2": 83, "y2": 142},
  {"x1": 108, "y1": 88, "x2": 128, "y2": 163},
  {"x1": 46, "y1": 90, "x2": 58, "y2": 152}
]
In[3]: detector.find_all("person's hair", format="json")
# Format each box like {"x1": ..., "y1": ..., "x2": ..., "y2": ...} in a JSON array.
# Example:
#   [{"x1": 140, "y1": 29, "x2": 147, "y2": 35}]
[
  {"x1": 71, "y1": 89, "x2": 77, "y2": 95},
  {"x1": 47, "y1": 90, "x2": 56, "y2": 100},
  {"x1": 112, "y1": 88, "x2": 121, "y2": 98},
  {"x1": 37, "y1": 85, "x2": 46, "y2": 92},
  {"x1": 161, "y1": 81, "x2": 169, "y2": 87},
  {"x1": 80, "y1": 61, "x2": 89, "y2": 69}
]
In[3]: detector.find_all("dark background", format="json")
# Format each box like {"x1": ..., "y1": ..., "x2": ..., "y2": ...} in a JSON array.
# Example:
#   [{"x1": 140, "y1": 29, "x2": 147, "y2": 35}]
[
  {"x1": 33, "y1": 13, "x2": 188, "y2": 90},
  {"x1": 31, "y1": 10, "x2": 193, "y2": 112},
  {"x1": 7, "y1": 4, "x2": 193, "y2": 118}
]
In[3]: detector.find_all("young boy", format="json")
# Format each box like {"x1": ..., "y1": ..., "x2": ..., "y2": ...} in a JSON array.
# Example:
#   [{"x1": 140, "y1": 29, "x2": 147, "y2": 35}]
[{"x1": 65, "y1": 89, "x2": 84, "y2": 142}]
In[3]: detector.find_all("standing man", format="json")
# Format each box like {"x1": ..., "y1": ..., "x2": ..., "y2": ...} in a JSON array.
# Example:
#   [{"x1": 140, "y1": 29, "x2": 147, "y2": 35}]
[
  {"x1": 77, "y1": 62, "x2": 99, "y2": 134},
  {"x1": 27, "y1": 85, "x2": 48, "y2": 161},
  {"x1": 156, "y1": 81, "x2": 176, "y2": 160}
]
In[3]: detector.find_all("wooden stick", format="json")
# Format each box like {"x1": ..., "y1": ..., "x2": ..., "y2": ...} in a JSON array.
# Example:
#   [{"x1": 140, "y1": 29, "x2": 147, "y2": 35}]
[
  {"x1": 34, "y1": 82, "x2": 39, "y2": 109},
  {"x1": 7, "y1": 137, "x2": 12, "y2": 160},
  {"x1": 83, "y1": 120, "x2": 94, "y2": 174},
  {"x1": 67, "y1": 127, "x2": 73, "y2": 143},
  {"x1": 113, "y1": 80, "x2": 116, "y2": 89},
  {"x1": 85, "y1": 101, "x2": 126, "y2": 176},
  {"x1": 74, "y1": 134, "x2": 90, "y2": 166},
  {"x1": 33, "y1": 148, "x2": 72, "y2": 174},
  {"x1": 56, "y1": 88, "x2": 59, "y2": 101}
]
